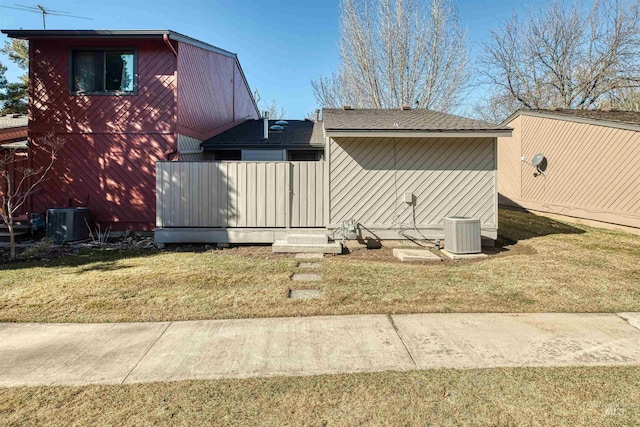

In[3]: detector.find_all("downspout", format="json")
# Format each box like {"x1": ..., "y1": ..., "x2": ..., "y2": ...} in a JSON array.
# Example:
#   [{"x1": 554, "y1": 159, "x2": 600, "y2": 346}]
[{"x1": 163, "y1": 34, "x2": 179, "y2": 160}]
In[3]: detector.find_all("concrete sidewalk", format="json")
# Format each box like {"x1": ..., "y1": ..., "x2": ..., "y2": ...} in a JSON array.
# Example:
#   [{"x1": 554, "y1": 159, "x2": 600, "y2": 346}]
[{"x1": 1, "y1": 312, "x2": 640, "y2": 387}]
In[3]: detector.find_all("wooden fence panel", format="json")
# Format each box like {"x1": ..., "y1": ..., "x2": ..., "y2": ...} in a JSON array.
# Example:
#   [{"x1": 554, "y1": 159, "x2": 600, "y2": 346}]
[
  {"x1": 156, "y1": 161, "x2": 325, "y2": 228},
  {"x1": 290, "y1": 161, "x2": 326, "y2": 227}
]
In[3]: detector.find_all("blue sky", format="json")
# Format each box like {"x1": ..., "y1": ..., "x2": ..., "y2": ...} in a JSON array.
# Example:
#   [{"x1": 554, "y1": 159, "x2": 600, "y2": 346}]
[{"x1": 1, "y1": 0, "x2": 534, "y2": 118}]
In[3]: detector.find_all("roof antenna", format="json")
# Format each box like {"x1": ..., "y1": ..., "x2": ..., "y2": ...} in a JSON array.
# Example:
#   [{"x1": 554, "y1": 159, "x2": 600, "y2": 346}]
[{"x1": 0, "y1": 4, "x2": 92, "y2": 29}]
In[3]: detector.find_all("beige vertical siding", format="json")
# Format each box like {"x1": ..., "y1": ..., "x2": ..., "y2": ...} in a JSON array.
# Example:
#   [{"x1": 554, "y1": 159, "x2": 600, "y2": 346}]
[
  {"x1": 328, "y1": 137, "x2": 497, "y2": 236},
  {"x1": 156, "y1": 161, "x2": 325, "y2": 228},
  {"x1": 290, "y1": 161, "x2": 326, "y2": 227},
  {"x1": 499, "y1": 114, "x2": 640, "y2": 228}
]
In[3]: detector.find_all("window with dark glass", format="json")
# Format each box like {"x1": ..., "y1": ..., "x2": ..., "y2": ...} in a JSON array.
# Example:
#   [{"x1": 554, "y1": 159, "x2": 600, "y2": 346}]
[
  {"x1": 71, "y1": 50, "x2": 136, "y2": 94},
  {"x1": 287, "y1": 150, "x2": 322, "y2": 161},
  {"x1": 212, "y1": 150, "x2": 242, "y2": 161}
]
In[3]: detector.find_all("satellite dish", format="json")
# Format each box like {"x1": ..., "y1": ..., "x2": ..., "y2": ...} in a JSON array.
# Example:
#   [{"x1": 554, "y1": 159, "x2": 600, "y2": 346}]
[{"x1": 531, "y1": 153, "x2": 545, "y2": 167}]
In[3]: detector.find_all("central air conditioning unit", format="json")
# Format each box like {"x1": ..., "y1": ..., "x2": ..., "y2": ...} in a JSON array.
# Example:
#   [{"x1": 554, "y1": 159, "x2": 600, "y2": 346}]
[
  {"x1": 443, "y1": 217, "x2": 481, "y2": 254},
  {"x1": 46, "y1": 207, "x2": 91, "y2": 244}
]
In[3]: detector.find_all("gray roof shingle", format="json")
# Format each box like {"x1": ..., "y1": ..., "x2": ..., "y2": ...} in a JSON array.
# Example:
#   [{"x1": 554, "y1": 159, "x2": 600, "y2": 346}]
[
  {"x1": 526, "y1": 109, "x2": 640, "y2": 126},
  {"x1": 0, "y1": 114, "x2": 28, "y2": 130},
  {"x1": 322, "y1": 108, "x2": 510, "y2": 132},
  {"x1": 202, "y1": 119, "x2": 324, "y2": 150}
]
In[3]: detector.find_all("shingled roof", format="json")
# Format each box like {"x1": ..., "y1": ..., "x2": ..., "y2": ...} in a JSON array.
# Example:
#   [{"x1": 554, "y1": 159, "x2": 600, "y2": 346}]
[
  {"x1": 322, "y1": 108, "x2": 510, "y2": 133},
  {"x1": 201, "y1": 119, "x2": 324, "y2": 150},
  {"x1": 0, "y1": 114, "x2": 28, "y2": 130},
  {"x1": 506, "y1": 109, "x2": 640, "y2": 128}
]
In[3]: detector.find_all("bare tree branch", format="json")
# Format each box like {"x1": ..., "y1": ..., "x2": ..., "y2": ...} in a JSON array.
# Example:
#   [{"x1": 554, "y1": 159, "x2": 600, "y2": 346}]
[
  {"x1": 312, "y1": 0, "x2": 470, "y2": 112},
  {"x1": 0, "y1": 132, "x2": 65, "y2": 259},
  {"x1": 478, "y1": 0, "x2": 640, "y2": 116},
  {"x1": 254, "y1": 90, "x2": 287, "y2": 119}
]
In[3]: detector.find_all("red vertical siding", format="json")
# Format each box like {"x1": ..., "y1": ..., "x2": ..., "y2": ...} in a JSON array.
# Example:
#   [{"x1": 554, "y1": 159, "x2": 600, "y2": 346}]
[
  {"x1": 176, "y1": 42, "x2": 259, "y2": 140},
  {"x1": 234, "y1": 64, "x2": 259, "y2": 121},
  {"x1": 29, "y1": 38, "x2": 177, "y2": 230}
]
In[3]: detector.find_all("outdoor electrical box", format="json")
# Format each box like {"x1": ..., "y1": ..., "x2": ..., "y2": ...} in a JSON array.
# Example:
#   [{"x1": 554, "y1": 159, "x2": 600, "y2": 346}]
[{"x1": 404, "y1": 192, "x2": 414, "y2": 204}]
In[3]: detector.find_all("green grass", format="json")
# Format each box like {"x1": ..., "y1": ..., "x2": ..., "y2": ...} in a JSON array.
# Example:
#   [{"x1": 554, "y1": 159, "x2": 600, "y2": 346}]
[
  {"x1": 1, "y1": 208, "x2": 639, "y2": 322},
  {"x1": 2, "y1": 366, "x2": 639, "y2": 426}
]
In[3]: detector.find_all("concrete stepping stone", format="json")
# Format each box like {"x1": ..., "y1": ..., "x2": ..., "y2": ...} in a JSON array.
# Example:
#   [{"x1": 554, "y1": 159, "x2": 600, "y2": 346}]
[
  {"x1": 298, "y1": 262, "x2": 321, "y2": 269},
  {"x1": 291, "y1": 273, "x2": 322, "y2": 282},
  {"x1": 392, "y1": 248, "x2": 442, "y2": 262},
  {"x1": 440, "y1": 249, "x2": 488, "y2": 260},
  {"x1": 295, "y1": 253, "x2": 324, "y2": 259}
]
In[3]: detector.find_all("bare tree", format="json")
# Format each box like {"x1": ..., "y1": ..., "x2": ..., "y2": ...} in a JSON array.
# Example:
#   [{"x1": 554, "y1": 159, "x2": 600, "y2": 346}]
[
  {"x1": 471, "y1": 93, "x2": 523, "y2": 124},
  {"x1": 0, "y1": 133, "x2": 65, "y2": 260},
  {"x1": 602, "y1": 87, "x2": 640, "y2": 111},
  {"x1": 253, "y1": 90, "x2": 287, "y2": 119},
  {"x1": 312, "y1": 0, "x2": 470, "y2": 112},
  {"x1": 261, "y1": 99, "x2": 287, "y2": 120},
  {"x1": 479, "y1": 0, "x2": 640, "y2": 117}
]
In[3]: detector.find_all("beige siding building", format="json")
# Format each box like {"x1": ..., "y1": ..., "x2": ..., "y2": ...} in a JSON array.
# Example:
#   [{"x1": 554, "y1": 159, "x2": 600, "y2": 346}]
[
  {"x1": 155, "y1": 108, "x2": 512, "y2": 246},
  {"x1": 328, "y1": 136, "x2": 498, "y2": 240},
  {"x1": 499, "y1": 110, "x2": 640, "y2": 230},
  {"x1": 323, "y1": 108, "x2": 511, "y2": 242}
]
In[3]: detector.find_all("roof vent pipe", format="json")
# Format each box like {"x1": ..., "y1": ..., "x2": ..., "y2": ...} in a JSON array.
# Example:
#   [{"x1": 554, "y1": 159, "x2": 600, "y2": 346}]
[{"x1": 263, "y1": 111, "x2": 269, "y2": 139}]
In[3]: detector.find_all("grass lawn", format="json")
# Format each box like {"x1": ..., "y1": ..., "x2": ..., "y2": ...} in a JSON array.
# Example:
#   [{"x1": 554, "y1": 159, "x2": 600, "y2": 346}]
[
  {"x1": 1, "y1": 366, "x2": 639, "y2": 425},
  {"x1": 1, "y1": 208, "x2": 639, "y2": 322}
]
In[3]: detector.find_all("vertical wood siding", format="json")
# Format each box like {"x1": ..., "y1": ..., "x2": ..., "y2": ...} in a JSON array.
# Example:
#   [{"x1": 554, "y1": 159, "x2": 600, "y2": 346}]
[
  {"x1": 28, "y1": 38, "x2": 177, "y2": 230},
  {"x1": 156, "y1": 161, "x2": 326, "y2": 228},
  {"x1": 499, "y1": 115, "x2": 640, "y2": 228},
  {"x1": 234, "y1": 65, "x2": 259, "y2": 121},
  {"x1": 176, "y1": 43, "x2": 259, "y2": 140},
  {"x1": 329, "y1": 137, "x2": 497, "y2": 230}
]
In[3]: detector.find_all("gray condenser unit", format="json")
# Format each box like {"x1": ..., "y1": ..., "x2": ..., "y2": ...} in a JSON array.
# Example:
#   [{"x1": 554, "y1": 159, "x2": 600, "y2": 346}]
[
  {"x1": 443, "y1": 217, "x2": 481, "y2": 254},
  {"x1": 46, "y1": 208, "x2": 90, "y2": 244}
]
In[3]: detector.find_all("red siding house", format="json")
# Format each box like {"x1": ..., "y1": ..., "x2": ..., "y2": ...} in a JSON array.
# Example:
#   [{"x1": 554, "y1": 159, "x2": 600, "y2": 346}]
[{"x1": 1, "y1": 30, "x2": 259, "y2": 231}]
